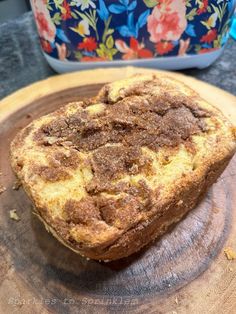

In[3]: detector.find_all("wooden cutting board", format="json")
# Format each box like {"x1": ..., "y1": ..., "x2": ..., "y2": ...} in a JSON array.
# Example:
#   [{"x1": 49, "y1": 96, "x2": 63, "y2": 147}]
[{"x1": 0, "y1": 67, "x2": 236, "y2": 314}]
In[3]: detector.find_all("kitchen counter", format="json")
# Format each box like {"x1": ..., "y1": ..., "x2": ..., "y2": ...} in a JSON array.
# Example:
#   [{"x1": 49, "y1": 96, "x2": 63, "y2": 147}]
[{"x1": 0, "y1": 12, "x2": 236, "y2": 100}]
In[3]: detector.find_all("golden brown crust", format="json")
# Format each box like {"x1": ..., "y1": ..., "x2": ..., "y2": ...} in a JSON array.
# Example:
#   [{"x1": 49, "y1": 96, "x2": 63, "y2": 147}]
[{"x1": 10, "y1": 73, "x2": 236, "y2": 260}]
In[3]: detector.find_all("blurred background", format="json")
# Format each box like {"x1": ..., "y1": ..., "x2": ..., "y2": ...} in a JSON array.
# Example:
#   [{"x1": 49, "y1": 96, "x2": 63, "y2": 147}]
[
  {"x1": 0, "y1": 0, "x2": 30, "y2": 23},
  {"x1": 0, "y1": 0, "x2": 235, "y2": 100}
]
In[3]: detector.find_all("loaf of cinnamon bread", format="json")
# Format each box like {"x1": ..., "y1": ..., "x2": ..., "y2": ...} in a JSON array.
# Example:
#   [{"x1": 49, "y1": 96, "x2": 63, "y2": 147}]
[{"x1": 10, "y1": 73, "x2": 236, "y2": 260}]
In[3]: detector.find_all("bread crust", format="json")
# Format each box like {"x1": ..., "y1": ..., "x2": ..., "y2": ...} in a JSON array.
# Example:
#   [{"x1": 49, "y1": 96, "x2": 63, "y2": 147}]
[{"x1": 10, "y1": 73, "x2": 236, "y2": 261}]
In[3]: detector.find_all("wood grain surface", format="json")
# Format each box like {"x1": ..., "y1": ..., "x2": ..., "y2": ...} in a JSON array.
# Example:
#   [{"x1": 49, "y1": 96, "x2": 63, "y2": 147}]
[{"x1": 0, "y1": 67, "x2": 236, "y2": 314}]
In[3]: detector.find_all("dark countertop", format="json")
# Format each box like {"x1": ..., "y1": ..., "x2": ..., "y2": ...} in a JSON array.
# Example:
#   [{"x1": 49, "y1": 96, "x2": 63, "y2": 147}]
[{"x1": 0, "y1": 12, "x2": 235, "y2": 100}]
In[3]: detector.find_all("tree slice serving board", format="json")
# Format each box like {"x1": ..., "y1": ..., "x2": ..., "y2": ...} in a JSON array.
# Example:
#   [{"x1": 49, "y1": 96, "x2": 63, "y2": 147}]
[{"x1": 0, "y1": 67, "x2": 236, "y2": 314}]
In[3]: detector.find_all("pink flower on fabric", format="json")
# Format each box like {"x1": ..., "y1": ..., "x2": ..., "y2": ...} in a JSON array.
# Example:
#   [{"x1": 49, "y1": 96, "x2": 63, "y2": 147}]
[
  {"x1": 32, "y1": 0, "x2": 56, "y2": 43},
  {"x1": 115, "y1": 37, "x2": 153, "y2": 60},
  {"x1": 147, "y1": 0, "x2": 187, "y2": 43}
]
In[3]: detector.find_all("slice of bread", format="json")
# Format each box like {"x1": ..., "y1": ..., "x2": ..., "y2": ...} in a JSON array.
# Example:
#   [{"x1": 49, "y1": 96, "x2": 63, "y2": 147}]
[{"x1": 10, "y1": 73, "x2": 236, "y2": 261}]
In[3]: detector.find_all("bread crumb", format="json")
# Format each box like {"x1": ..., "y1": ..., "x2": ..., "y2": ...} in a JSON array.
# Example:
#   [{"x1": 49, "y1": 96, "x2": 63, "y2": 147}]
[
  {"x1": 9, "y1": 209, "x2": 20, "y2": 221},
  {"x1": 231, "y1": 127, "x2": 236, "y2": 140},
  {"x1": 12, "y1": 180, "x2": 21, "y2": 190},
  {"x1": 177, "y1": 200, "x2": 183, "y2": 206},
  {"x1": 0, "y1": 184, "x2": 6, "y2": 194},
  {"x1": 224, "y1": 247, "x2": 236, "y2": 260},
  {"x1": 46, "y1": 137, "x2": 58, "y2": 145},
  {"x1": 172, "y1": 311, "x2": 178, "y2": 314},
  {"x1": 175, "y1": 297, "x2": 179, "y2": 305},
  {"x1": 229, "y1": 267, "x2": 233, "y2": 272},
  {"x1": 212, "y1": 207, "x2": 220, "y2": 214}
]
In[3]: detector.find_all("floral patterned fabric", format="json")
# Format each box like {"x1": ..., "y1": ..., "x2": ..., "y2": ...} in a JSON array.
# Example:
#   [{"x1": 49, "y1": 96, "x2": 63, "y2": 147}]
[{"x1": 31, "y1": 0, "x2": 235, "y2": 62}]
